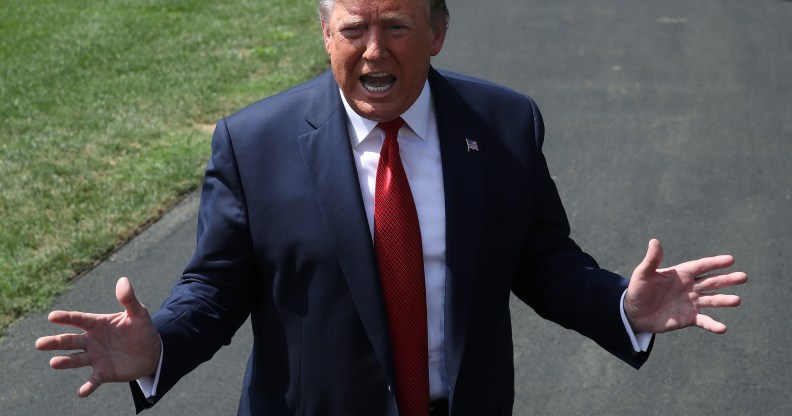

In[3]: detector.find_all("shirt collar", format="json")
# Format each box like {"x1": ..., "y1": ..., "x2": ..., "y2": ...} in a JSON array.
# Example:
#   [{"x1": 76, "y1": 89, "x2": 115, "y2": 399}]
[{"x1": 340, "y1": 80, "x2": 433, "y2": 148}]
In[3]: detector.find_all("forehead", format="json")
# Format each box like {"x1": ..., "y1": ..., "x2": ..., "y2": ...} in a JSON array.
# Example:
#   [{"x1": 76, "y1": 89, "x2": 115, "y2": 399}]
[{"x1": 330, "y1": 0, "x2": 430, "y2": 20}]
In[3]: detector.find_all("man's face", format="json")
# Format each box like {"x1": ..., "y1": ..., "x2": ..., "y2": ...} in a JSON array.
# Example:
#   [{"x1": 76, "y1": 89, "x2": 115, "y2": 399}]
[{"x1": 322, "y1": 0, "x2": 446, "y2": 122}]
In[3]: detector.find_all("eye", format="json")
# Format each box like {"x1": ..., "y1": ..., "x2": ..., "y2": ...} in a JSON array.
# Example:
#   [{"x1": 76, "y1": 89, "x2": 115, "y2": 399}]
[
  {"x1": 388, "y1": 23, "x2": 410, "y2": 35},
  {"x1": 340, "y1": 29, "x2": 363, "y2": 38},
  {"x1": 339, "y1": 24, "x2": 365, "y2": 39}
]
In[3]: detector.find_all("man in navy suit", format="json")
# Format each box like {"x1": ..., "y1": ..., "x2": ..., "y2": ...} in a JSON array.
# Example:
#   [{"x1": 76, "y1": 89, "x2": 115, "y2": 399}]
[{"x1": 37, "y1": 0, "x2": 747, "y2": 415}]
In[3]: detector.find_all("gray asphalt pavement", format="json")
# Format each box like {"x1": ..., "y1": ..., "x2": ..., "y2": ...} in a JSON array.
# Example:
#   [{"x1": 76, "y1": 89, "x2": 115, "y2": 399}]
[{"x1": 3, "y1": 0, "x2": 791, "y2": 414}]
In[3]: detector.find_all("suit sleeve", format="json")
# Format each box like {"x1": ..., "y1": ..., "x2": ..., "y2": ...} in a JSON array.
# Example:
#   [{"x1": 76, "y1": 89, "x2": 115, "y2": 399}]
[
  {"x1": 511, "y1": 98, "x2": 651, "y2": 369},
  {"x1": 132, "y1": 118, "x2": 261, "y2": 411}
]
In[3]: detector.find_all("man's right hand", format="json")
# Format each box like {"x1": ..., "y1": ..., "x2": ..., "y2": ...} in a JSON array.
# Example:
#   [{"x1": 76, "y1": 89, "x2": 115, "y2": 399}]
[{"x1": 36, "y1": 277, "x2": 162, "y2": 397}]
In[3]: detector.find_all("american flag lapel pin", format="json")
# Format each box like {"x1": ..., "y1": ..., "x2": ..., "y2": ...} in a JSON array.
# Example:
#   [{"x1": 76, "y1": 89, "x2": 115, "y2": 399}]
[{"x1": 465, "y1": 138, "x2": 479, "y2": 152}]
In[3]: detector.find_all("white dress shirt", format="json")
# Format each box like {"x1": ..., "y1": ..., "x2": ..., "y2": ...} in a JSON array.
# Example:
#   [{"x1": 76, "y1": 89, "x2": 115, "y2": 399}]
[{"x1": 341, "y1": 81, "x2": 449, "y2": 399}]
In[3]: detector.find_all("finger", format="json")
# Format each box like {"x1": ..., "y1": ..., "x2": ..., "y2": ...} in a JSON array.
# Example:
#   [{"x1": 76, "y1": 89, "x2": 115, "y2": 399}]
[
  {"x1": 696, "y1": 294, "x2": 741, "y2": 308},
  {"x1": 116, "y1": 277, "x2": 147, "y2": 318},
  {"x1": 695, "y1": 314, "x2": 727, "y2": 334},
  {"x1": 36, "y1": 333, "x2": 86, "y2": 351},
  {"x1": 693, "y1": 272, "x2": 748, "y2": 292},
  {"x1": 677, "y1": 255, "x2": 735, "y2": 277},
  {"x1": 50, "y1": 352, "x2": 91, "y2": 370},
  {"x1": 634, "y1": 239, "x2": 664, "y2": 278},
  {"x1": 78, "y1": 377, "x2": 102, "y2": 398},
  {"x1": 47, "y1": 310, "x2": 99, "y2": 331}
]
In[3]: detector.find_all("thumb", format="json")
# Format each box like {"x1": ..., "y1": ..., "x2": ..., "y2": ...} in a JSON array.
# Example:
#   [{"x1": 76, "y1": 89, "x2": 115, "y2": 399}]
[
  {"x1": 636, "y1": 239, "x2": 664, "y2": 277},
  {"x1": 77, "y1": 377, "x2": 102, "y2": 398},
  {"x1": 116, "y1": 277, "x2": 146, "y2": 317}
]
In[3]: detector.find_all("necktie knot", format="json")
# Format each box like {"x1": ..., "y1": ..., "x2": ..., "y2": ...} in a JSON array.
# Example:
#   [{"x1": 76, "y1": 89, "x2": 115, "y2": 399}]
[{"x1": 378, "y1": 117, "x2": 405, "y2": 141}]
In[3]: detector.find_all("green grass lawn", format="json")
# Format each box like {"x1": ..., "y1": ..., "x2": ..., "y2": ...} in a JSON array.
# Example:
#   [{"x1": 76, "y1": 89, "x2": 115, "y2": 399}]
[{"x1": 0, "y1": 0, "x2": 327, "y2": 333}]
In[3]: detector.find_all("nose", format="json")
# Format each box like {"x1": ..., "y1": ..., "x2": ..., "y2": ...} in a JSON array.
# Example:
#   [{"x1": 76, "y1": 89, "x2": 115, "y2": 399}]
[{"x1": 362, "y1": 29, "x2": 388, "y2": 61}]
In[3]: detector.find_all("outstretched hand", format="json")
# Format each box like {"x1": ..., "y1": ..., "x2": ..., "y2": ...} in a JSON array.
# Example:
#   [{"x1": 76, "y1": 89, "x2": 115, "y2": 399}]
[
  {"x1": 624, "y1": 239, "x2": 748, "y2": 334},
  {"x1": 36, "y1": 277, "x2": 161, "y2": 397}
]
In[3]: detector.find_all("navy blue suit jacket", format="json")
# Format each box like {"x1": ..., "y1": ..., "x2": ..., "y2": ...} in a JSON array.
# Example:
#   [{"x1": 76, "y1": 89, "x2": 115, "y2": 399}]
[{"x1": 132, "y1": 68, "x2": 650, "y2": 415}]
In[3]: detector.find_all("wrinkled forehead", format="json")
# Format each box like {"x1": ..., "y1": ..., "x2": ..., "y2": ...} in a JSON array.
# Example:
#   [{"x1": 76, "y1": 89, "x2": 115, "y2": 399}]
[{"x1": 320, "y1": 0, "x2": 431, "y2": 21}]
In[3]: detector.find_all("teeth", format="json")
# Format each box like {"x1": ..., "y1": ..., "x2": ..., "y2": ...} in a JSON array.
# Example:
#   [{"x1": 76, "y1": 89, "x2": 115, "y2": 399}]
[
  {"x1": 361, "y1": 73, "x2": 395, "y2": 93},
  {"x1": 365, "y1": 84, "x2": 391, "y2": 93}
]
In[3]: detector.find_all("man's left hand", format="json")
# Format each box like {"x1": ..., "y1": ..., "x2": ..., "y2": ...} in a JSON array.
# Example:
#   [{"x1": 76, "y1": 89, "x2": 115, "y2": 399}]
[{"x1": 624, "y1": 239, "x2": 748, "y2": 334}]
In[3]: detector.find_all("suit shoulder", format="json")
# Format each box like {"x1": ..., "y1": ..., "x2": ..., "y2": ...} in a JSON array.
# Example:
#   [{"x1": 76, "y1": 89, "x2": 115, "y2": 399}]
[
  {"x1": 436, "y1": 69, "x2": 540, "y2": 111},
  {"x1": 433, "y1": 69, "x2": 544, "y2": 141},
  {"x1": 223, "y1": 71, "x2": 337, "y2": 132}
]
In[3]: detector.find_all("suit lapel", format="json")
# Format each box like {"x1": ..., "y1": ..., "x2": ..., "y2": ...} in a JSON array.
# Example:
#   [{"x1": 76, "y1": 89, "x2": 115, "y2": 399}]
[
  {"x1": 297, "y1": 74, "x2": 397, "y2": 386},
  {"x1": 429, "y1": 69, "x2": 486, "y2": 397}
]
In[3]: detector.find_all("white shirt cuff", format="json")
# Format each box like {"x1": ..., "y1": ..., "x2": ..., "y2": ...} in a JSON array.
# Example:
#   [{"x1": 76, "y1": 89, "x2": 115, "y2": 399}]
[
  {"x1": 620, "y1": 290, "x2": 653, "y2": 352},
  {"x1": 136, "y1": 337, "x2": 164, "y2": 398}
]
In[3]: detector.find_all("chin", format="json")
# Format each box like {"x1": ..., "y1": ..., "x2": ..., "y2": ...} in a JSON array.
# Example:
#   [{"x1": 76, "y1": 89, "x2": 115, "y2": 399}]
[{"x1": 350, "y1": 101, "x2": 397, "y2": 122}]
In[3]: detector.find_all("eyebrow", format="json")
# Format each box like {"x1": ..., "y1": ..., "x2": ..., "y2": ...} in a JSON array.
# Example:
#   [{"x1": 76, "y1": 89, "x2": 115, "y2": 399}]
[
  {"x1": 380, "y1": 14, "x2": 413, "y2": 25},
  {"x1": 336, "y1": 16, "x2": 365, "y2": 27},
  {"x1": 335, "y1": 11, "x2": 413, "y2": 27}
]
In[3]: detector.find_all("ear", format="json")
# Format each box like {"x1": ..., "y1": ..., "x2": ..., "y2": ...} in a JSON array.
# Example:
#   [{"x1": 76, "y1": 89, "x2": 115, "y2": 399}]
[
  {"x1": 429, "y1": 24, "x2": 447, "y2": 57},
  {"x1": 321, "y1": 20, "x2": 333, "y2": 54}
]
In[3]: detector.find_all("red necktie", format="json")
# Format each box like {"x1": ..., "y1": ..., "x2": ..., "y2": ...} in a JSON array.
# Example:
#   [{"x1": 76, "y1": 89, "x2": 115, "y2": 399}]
[{"x1": 374, "y1": 117, "x2": 430, "y2": 416}]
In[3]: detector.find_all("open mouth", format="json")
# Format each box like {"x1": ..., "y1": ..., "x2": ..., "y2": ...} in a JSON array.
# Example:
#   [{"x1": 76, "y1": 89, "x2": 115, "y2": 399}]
[{"x1": 360, "y1": 73, "x2": 396, "y2": 93}]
